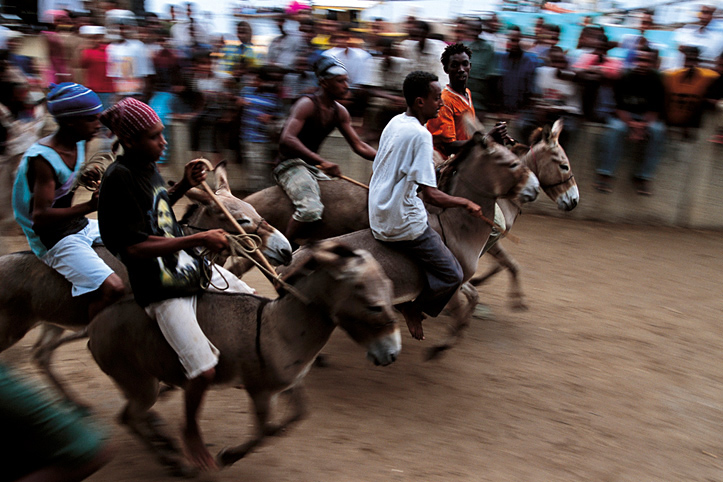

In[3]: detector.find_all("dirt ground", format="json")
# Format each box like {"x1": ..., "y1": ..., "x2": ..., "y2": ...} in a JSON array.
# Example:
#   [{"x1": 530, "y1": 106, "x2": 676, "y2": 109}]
[{"x1": 1, "y1": 214, "x2": 722, "y2": 482}]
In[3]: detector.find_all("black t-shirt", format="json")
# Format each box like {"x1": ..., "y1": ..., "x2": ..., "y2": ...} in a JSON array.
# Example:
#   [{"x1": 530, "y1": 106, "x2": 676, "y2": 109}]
[
  {"x1": 98, "y1": 156, "x2": 205, "y2": 306},
  {"x1": 614, "y1": 70, "x2": 665, "y2": 116}
]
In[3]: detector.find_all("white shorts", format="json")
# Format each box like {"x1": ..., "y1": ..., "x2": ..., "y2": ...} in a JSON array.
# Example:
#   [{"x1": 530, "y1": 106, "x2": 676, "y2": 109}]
[
  {"x1": 144, "y1": 265, "x2": 255, "y2": 379},
  {"x1": 40, "y1": 219, "x2": 115, "y2": 297}
]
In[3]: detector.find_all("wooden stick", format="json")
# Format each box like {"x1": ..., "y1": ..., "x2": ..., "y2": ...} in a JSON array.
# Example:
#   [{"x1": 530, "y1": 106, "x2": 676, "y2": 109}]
[
  {"x1": 190, "y1": 159, "x2": 281, "y2": 283},
  {"x1": 338, "y1": 174, "x2": 369, "y2": 190},
  {"x1": 198, "y1": 181, "x2": 280, "y2": 280}
]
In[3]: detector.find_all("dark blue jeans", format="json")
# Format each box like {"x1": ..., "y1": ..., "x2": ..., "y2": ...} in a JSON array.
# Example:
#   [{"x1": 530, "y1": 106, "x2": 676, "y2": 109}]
[{"x1": 380, "y1": 225, "x2": 463, "y2": 317}]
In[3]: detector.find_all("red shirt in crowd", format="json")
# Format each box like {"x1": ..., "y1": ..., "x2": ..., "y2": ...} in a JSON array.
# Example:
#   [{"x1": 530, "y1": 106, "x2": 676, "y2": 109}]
[{"x1": 81, "y1": 44, "x2": 114, "y2": 94}]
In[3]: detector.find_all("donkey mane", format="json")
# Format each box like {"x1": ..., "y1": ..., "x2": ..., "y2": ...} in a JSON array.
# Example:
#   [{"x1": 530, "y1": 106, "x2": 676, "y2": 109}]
[{"x1": 437, "y1": 134, "x2": 479, "y2": 193}]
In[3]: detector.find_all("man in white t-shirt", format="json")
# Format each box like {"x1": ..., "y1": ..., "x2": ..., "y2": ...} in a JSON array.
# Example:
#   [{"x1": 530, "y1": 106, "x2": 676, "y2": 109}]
[
  {"x1": 673, "y1": 4, "x2": 723, "y2": 68},
  {"x1": 368, "y1": 71, "x2": 485, "y2": 341},
  {"x1": 106, "y1": 21, "x2": 155, "y2": 99}
]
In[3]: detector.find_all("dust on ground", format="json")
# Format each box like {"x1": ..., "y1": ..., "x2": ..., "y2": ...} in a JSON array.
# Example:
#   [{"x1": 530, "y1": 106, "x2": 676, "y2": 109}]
[{"x1": 2, "y1": 214, "x2": 722, "y2": 481}]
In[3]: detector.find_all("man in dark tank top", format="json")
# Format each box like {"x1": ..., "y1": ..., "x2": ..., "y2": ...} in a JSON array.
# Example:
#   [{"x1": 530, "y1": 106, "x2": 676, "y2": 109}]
[{"x1": 273, "y1": 56, "x2": 376, "y2": 245}]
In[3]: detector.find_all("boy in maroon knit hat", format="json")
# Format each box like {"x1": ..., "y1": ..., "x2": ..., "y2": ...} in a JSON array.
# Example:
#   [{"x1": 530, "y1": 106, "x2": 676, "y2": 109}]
[{"x1": 97, "y1": 97, "x2": 253, "y2": 471}]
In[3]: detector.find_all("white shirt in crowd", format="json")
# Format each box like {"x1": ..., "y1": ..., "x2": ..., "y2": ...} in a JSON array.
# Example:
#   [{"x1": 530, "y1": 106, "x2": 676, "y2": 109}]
[
  {"x1": 321, "y1": 47, "x2": 372, "y2": 88},
  {"x1": 535, "y1": 66, "x2": 582, "y2": 115},
  {"x1": 369, "y1": 113, "x2": 437, "y2": 242},
  {"x1": 106, "y1": 38, "x2": 155, "y2": 95},
  {"x1": 673, "y1": 25, "x2": 723, "y2": 66}
]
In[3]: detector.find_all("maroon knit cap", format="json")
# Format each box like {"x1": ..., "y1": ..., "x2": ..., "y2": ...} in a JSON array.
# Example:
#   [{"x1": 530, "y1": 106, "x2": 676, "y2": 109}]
[{"x1": 100, "y1": 97, "x2": 161, "y2": 139}]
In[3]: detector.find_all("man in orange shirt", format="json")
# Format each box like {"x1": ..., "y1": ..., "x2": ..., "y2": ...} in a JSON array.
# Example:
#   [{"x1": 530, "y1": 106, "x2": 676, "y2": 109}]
[{"x1": 426, "y1": 43, "x2": 476, "y2": 159}]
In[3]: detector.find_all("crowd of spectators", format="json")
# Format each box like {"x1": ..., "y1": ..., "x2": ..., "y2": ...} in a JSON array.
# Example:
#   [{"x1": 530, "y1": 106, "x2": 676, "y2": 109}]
[{"x1": 3, "y1": 2, "x2": 723, "y2": 196}]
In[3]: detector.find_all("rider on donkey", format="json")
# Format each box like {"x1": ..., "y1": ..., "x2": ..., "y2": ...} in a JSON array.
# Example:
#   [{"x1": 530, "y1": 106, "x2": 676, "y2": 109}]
[
  {"x1": 12, "y1": 82, "x2": 125, "y2": 321},
  {"x1": 274, "y1": 56, "x2": 377, "y2": 245},
  {"x1": 426, "y1": 42, "x2": 478, "y2": 159},
  {"x1": 97, "y1": 98, "x2": 254, "y2": 471},
  {"x1": 368, "y1": 71, "x2": 487, "y2": 341},
  {"x1": 427, "y1": 42, "x2": 509, "y2": 252}
]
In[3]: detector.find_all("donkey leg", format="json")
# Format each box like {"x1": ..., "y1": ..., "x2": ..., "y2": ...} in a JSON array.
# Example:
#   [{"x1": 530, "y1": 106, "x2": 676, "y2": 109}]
[
  {"x1": 491, "y1": 245, "x2": 527, "y2": 311},
  {"x1": 265, "y1": 385, "x2": 309, "y2": 436},
  {"x1": 97, "y1": 356, "x2": 191, "y2": 477},
  {"x1": 426, "y1": 283, "x2": 478, "y2": 361},
  {"x1": 469, "y1": 244, "x2": 506, "y2": 287},
  {"x1": 31, "y1": 324, "x2": 91, "y2": 410},
  {"x1": 217, "y1": 391, "x2": 275, "y2": 468}
]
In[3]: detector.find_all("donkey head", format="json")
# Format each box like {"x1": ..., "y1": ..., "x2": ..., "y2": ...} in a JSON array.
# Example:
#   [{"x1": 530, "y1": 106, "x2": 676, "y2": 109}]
[
  {"x1": 284, "y1": 241, "x2": 400, "y2": 366},
  {"x1": 524, "y1": 119, "x2": 579, "y2": 211},
  {"x1": 183, "y1": 162, "x2": 293, "y2": 266},
  {"x1": 443, "y1": 132, "x2": 539, "y2": 203}
]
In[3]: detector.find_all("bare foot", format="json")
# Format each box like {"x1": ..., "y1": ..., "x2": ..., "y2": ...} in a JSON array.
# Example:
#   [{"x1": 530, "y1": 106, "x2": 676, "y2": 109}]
[
  {"x1": 397, "y1": 302, "x2": 426, "y2": 340},
  {"x1": 182, "y1": 426, "x2": 218, "y2": 471}
]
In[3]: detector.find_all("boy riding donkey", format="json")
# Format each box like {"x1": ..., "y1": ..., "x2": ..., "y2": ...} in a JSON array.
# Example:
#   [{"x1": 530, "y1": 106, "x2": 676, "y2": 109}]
[
  {"x1": 97, "y1": 98, "x2": 255, "y2": 471},
  {"x1": 12, "y1": 82, "x2": 125, "y2": 322},
  {"x1": 369, "y1": 71, "x2": 489, "y2": 341},
  {"x1": 275, "y1": 56, "x2": 377, "y2": 246}
]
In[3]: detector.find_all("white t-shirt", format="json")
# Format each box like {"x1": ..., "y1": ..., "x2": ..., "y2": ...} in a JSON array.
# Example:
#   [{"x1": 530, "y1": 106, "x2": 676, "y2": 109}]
[
  {"x1": 369, "y1": 113, "x2": 437, "y2": 242},
  {"x1": 106, "y1": 39, "x2": 155, "y2": 95},
  {"x1": 535, "y1": 66, "x2": 582, "y2": 115},
  {"x1": 321, "y1": 47, "x2": 372, "y2": 88}
]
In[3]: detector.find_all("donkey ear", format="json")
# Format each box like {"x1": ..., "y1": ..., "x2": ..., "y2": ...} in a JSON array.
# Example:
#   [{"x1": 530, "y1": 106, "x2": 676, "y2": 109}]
[
  {"x1": 528, "y1": 127, "x2": 543, "y2": 145},
  {"x1": 185, "y1": 186, "x2": 213, "y2": 205},
  {"x1": 550, "y1": 118, "x2": 563, "y2": 144},
  {"x1": 214, "y1": 160, "x2": 230, "y2": 193},
  {"x1": 311, "y1": 240, "x2": 342, "y2": 264}
]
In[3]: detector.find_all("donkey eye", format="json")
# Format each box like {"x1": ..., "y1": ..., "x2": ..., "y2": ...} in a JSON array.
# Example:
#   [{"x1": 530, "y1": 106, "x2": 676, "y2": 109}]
[
  {"x1": 235, "y1": 218, "x2": 251, "y2": 225},
  {"x1": 367, "y1": 305, "x2": 383, "y2": 313},
  {"x1": 509, "y1": 162, "x2": 520, "y2": 169}
]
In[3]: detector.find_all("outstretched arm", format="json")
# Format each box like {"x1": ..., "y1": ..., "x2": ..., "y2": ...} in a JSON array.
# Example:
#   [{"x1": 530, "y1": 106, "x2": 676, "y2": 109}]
[
  {"x1": 337, "y1": 106, "x2": 377, "y2": 161},
  {"x1": 420, "y1": 185, "x2": 484, "y2": 219}
]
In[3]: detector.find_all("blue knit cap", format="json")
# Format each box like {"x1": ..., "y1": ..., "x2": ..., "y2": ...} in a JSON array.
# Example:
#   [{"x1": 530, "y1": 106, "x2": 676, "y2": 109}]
[{"x1": 47, "y1": 83, "x2": 103, "y2": 118}]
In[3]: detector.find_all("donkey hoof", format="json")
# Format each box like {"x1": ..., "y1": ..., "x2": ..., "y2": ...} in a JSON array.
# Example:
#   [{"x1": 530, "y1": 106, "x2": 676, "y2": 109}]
[{"x1": 511, "y1": 301, "x2": 529, "y2": 311}]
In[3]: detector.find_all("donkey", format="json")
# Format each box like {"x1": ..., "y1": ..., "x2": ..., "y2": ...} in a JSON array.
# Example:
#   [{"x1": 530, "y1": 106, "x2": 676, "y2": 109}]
[
  {"x1": 0, "y1": 164, "x2": 292, "y2": 405},
  {"x1": 472, "y1": 119, "x2": 579, "y2": 310},
  {"x1": 279, "y1": 134, "x2": 540, "y2": 358},
  {"x1": 87, "y1": 242, "x2": 400, "y2": 475}
]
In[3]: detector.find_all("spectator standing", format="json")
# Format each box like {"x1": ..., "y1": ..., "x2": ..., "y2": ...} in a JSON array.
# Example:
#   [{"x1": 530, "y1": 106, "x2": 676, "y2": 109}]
[
  {"x1": 80, "y1": 26, "x2": 115, "y2": 110},
  {"x1": 673, "y1": 4, "x2": 723, "y2": 68},
  {"x1": 220, "y1": 21, "x2": 259, "y2": 77},
  {"x1": 463, "y1": 17, "x2": 495, "y2": 119},
  {"x1": 187, "y1": 50, "x2": 232, "y2": 165},
  {"x1": 322, "y1": 24, "x2": 372, "y2": 119},
  {"x1": 399, "y1": 20, "x2": 447, "y2": 83},
  {"x1": 240, "y1": 68, "x2": 284, "y2": 193},
  {"x1": 267, "y1": 15, "x2": 301, "y2": 68},
  {"x1": 496, "y1": 26, "x2": 538, "y2": 127},
  {"x1": 365, "y1": 37, "x2": 410, "y2": 142},
  {"x1": 595, "y1": 48, "x2": 665, "y2": 195},
  {"x1": 106, "y1": 17, "x2": 155, "y2": 101}
]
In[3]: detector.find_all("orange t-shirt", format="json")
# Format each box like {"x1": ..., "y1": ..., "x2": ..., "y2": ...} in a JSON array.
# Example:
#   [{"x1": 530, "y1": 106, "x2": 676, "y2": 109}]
[{"x1": 426, "y1": 85, "x2": 476, "y2": 158}]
